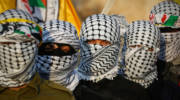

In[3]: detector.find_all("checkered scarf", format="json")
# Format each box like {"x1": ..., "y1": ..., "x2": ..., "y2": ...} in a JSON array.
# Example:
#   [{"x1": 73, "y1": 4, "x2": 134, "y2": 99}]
[
  {"x1": 159, "y1": 32, "x2": 180, "y2": 62},
  {"x1": 36, "y1": 20, "x2": 80, "y2": 91},
  {"x1": 150, "y1": 1, "x2": 180, "y2": 27},
  {"x1": 150, "y1": 1, "x2": 180, "y2": 62},
  {"x1": 0, "y1": 9, "x2": 40, "y2": 87},
  {"x1": 111, "y1": 15, "x2": 128, "y2": 72},
  {"x1": 125, "y1": 21, "x2": 160, "y2": 88},
  {"x1": 111, "y1": 15, "x2": 128, "y2": 36},
  {"x1": 77, "y1": 14, "x2": 121, "y2": 82}
]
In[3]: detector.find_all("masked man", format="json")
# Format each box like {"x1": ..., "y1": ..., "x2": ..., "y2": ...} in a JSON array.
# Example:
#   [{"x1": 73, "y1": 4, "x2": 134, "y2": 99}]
[
  {"x1": 36, "y1": 20, "x2": 80, "y2": 91},
  {"x1": 124, "y1": 20, "x2": 160, "y2": 88},
  {"x1": 0, "y1": 9, "x2": 74, "y2": 100},
  {"x1": 74, "y1": 14, "x2": 150, "y2": 100},
  {"x1": 150, "y1": 1, "x2": 180, "y2": 86},
  {"x1": 148, "y1": 1, "x2": 180, "y2": 100}
]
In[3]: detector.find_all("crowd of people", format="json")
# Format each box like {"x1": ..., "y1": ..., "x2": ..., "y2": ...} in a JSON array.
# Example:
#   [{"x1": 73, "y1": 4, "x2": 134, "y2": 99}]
[{"x1": 0, "y1": 1, "x2": 179, "y2": 100}]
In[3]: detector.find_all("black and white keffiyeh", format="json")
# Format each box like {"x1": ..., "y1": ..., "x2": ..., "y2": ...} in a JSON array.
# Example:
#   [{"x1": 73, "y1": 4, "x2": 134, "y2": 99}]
[
  {"x1": 111, "y1": 15, "x2": 128, "y2": 71},
  {"x1": 0, "y1": 9, "x2": 34, "y2": 21},
  {"x1": 158, "y1": 32, "x2": 180, "y2": 62},
  {"x1": 150, "y1": 1, "x2": 180, "y2": 14},
  {"x1": 111, "y1": 15, "x2": 128, "y2": 36},
  {"x1": 150, "y1": 1, "x2": 180, "y2": 62},
  {"x1": 125, "y1": 20, "x2": 160, "y2": 88},
  {"x1": 0, "y1": 9, "x2": 40, "y2": 87},
  {"x1": 77, "y1": 14, "x2": 121, "y2": 82},
  {"x1": 41, "y1": 20, "x2": 80, "y2": 51},
  {"x1": 36, "y1": 20, "x2": 80, "y2": 91}
]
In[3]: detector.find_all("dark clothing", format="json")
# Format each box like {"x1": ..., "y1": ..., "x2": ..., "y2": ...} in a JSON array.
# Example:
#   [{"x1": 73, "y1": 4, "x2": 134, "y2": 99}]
[
  {"x1": 0, "y1": 73, "x2": 75, "y2": 100},
  {"x1": 147, "y1": 79, "x2": 180, "y2": 100},
  {"x1": 146, "y1": 60, "x2": 180, "y2": 100},
  {"x1": 73, "y1": 75, "x2": 151, "y2": 100},
  {"x1": 156, "y1": 59, "x2": 180, "y2": 86}
]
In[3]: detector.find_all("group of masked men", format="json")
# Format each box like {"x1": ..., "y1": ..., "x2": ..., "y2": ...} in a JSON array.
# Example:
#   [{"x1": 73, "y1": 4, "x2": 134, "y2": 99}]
[{"x1": 0, "y1": 1, "x2": 180, "y2": 100}]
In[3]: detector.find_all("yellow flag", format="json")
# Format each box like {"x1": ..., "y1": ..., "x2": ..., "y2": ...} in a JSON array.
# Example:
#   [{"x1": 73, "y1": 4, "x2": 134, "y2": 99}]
[
  {"x1": 59, "y1": 0, "x2": 81, "y2": 36},
  {"x1": 174, "y1": 0, "x2": 180, "y2": 5},
  {"x1": 0, "y1": 0, "x2": 16, "y2": 14}
]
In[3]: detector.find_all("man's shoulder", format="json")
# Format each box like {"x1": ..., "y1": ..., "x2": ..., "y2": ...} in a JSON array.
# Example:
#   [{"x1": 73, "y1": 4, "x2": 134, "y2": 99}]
[
  {"x1": 30, "y1": 73, "x2": 75, "y2": 100},
  {"x1": 40, "y1": 77, "x2": 73, "y2": 96},
  {"x1": 43, "y1": 79, "x2": 71, "y2": 92}
]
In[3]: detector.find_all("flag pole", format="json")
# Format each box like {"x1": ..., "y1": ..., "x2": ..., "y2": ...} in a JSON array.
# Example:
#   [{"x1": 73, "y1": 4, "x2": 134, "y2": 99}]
[{"x1": 101, "y1": 0, "x2": 116, "y2": 15}]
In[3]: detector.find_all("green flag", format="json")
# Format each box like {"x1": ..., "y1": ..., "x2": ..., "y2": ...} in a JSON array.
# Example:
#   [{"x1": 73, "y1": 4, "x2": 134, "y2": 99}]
[
  {"x1": 28, "y1": 0, "x2": 46, "y2": 8},
  {"x1": 164, "y1": 15, "x2": 179, "y2": 26}
]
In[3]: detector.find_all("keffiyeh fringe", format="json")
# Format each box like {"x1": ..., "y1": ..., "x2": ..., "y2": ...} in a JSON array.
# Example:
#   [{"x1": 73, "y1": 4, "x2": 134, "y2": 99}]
[
  {"x1": 77, "y1": 65, "x2": 120, "y2": 82},
  {"x1": 125, "y1": 70, "x2": 158, "y2": 88}
]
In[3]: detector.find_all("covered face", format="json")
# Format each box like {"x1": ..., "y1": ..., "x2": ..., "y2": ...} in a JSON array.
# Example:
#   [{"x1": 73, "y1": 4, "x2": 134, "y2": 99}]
[
  {"x1": 111, "y1": 15, "x2": 128, "y2": 68},
  {"x1": 125, "y1": 20, "x2": 160, "y2": 88},
  {"x1": 36, "y1": 20, "x2": 80, "y2": 91},
  {"x1": 77, "y1": 14, "x2": 121, "y2": 82},
  {"x1": 150, "y1": 1, "x2": 180, "y2": 62},
  {"x1": 0, "y1": 9, "x2": 42, "y2": 87}
]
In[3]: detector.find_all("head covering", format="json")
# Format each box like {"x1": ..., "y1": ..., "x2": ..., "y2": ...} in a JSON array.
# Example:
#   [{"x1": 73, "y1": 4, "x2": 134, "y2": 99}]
[
  {"x1": 111, "y1": 15, "x2": 128, "y2": 36},
  {"x1": 36, "y1": 20, "x2": 80, "y2": 91},
  {"x1": 111, "y1": 15, "x2": 128, "y2": 70},
  {"x1": 150, "y1": 1, "x2": 180, "y2": 62},
  {"x1": 77, "y1": 14, "x2": 121, "y2": 82},
  {"x1": 125, "y1": 20, "x2": 160, "y2": 88},
  {"x1": 0, "y1": 9, "x2": 41, "y2": 87},
  {"x1": 150, "y1": 1, "x2": 180, "y2": 28}
]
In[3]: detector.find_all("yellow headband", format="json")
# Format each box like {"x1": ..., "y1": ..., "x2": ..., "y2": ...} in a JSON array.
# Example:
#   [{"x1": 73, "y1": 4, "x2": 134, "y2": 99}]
[{"x1": 0, "y1": 18, "x2": 42, "y2": 31}]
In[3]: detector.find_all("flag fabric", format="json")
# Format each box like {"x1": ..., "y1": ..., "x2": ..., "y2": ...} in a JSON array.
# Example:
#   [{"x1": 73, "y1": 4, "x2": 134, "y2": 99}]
[
  {"x1": 58, "y1": 0, "x2": 81, "y2": 35},
  {"x1": 164, "y1": 15, "x2": 179, "y2": 26},
  {"x1": 0, "y1": 0, "x2": 81, "y2": 36},
  {"x1": 17, "y1": 0, "x2": 81, "y2": 36},
  {"x1": 28, "y1": 0, "x2": 46, "y2": 8},
  {"x1": 150, "y1": 13, "x2": 180, "y2": 27},
  {"x1": 0, "y1": 0, "x2": 16, "y2": 13}
]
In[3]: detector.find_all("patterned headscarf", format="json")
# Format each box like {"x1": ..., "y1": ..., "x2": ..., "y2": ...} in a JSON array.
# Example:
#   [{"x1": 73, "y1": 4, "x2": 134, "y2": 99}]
[
  {"x1": 111, "y1": 15, "x2": 128, "y2": 71},
  {"x1": 77, "y1": 14, "x2": 121, "y2": 82},
  {"x1": 125, "y1": 20, "x2": 160, "y2": 88},
  {"x1": 150, "y1": 1, "x2": 180, "y2": 62},
  {"x1": 150, "y1": 1, "x2": 180, "y2": 27},
  {"x1": 111, "y1": 15, "x2": 128, "y2": 36},
  {"x1": 0, "y1": 9, "x2": 41, "y2": 87},
  {"x1": 36, "y1": 20, "x2": 80, "y2": 91}
]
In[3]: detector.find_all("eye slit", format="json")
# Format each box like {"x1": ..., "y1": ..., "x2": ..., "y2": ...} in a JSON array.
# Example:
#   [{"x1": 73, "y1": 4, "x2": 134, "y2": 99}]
[
  {"x1": 159, "y1": 27, "x2": 180, "y2": 33},
  {"x1": 147, "y1": 48, "x2": 154, "y2": 51},
  {"x1": 0, "y1": 42, "x2": 16, "y2": 45},
  {"x1": 86, "y1": 40, "x2": 96, "y2": 44},
  {"x1": 100, "y1": 40, "x2": 111, "y2": 46},
  {"x1": 129, "y1": 45, "x2": 154, "y2": 52},
  {"x1": 45, "y1": 44, "x2": 55, "y2": 50},
  {"x1": 38, "y1": 43, "x2": 77, "y2": 56},
  {"x1": 59, "y1": 44, "x2": 76, "y2": 54},
  {"x1": 86, "y1": 39, "x2": 111, "y2": 46},
  {"x1": 129, "y1": 45, "x2": 142, "y2": 48},
  {"x1": 40, "y1": 43, "x2": 55, "y2": 52},
  {"x1": 60, "y1": 45, "x2": 71, "y2": 53}
]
